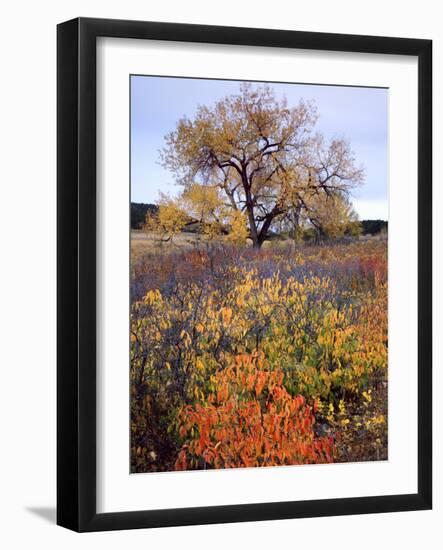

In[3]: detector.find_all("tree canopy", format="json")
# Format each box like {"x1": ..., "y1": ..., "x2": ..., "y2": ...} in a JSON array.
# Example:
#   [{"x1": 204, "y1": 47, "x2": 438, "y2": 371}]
[{"x1": 159, "y1": 83, "x2": 364, "y2": 247}]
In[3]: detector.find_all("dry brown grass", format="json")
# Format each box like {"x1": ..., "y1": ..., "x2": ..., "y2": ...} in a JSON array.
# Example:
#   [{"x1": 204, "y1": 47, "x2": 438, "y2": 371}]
[{"x1": 131, "y1": 230, "x2": 209, "y2": 262}]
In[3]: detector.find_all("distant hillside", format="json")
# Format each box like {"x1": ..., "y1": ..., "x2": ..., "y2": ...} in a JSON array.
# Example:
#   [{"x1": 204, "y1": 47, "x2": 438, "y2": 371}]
[
  {"x1": 131, "y1": 203, "x2": 158, "y2": 229},
  {"x1": 361, "y1": 219, "x2": 388, "y2": 235}
]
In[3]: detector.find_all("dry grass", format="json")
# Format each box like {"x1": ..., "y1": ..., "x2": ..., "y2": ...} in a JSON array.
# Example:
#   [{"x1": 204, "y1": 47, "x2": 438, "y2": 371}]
[
  {"x1": 131, "y1": 230, "x2": 212, "y2": 262},
  {"x1": 131, "y1": 229, "x2": 386, "y2": 262}
]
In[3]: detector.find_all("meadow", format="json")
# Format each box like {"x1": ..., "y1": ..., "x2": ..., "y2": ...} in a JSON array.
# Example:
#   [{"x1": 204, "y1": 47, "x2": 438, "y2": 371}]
[{"x1": 130, "y1": 233, "x2": 388, "y2": 473}]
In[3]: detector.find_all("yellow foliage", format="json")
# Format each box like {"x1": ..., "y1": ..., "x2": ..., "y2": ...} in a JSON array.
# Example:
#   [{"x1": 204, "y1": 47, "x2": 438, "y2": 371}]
[
  {"x1": 226, "y1": 210, "x2": 249, "y2": 246},
  {"x1": 145, "y1": 193, "x2": 187, "y2": 241}
]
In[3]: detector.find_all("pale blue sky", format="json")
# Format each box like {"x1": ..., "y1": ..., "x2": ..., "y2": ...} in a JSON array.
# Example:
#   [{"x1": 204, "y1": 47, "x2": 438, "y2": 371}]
[{"x1": 131, "y1": 76, "x2": 388, "y2": 220}]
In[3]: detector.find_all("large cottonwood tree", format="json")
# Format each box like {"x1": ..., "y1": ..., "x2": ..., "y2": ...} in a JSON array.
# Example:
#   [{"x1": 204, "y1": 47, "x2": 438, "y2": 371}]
[{"x1": 161, "y1": 84, "x2": 363, "y2": 248}]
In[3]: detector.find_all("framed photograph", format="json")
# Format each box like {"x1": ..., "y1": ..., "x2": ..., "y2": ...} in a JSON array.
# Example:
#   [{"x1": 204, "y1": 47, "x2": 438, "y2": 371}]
[{"x1": 57, "y1": 17, "x2": 432, "y2": 532}]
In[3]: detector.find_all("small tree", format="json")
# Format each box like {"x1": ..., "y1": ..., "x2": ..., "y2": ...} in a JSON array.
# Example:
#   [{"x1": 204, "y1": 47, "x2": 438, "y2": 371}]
[
  {"x1": 306, "y1": 192, "x2": 361, "y2": 241},
  {"x1": 144, "y1": 193, "x2": 187, "y2": 243},
  {"x1": 182, "y1": 183, "x2": 225, "y2": 238}
]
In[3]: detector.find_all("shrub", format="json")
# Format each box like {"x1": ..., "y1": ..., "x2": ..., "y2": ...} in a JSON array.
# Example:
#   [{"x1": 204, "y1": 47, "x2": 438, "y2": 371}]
[{"x1": 175, "y1": 353, "x2": 334, "y2": 469}]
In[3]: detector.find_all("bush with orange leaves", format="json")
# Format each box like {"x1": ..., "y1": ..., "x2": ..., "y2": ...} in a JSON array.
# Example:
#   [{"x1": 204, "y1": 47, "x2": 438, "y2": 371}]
[{"x1": 175, "y1": 353, "x2": 334, "y2": 470}]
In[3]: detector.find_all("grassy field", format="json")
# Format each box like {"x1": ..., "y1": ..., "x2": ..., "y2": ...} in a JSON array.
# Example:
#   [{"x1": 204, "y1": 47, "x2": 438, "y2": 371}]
[
  {"x1": 131, "y1": 229, "x2": 386, "y2": 260},
  {"x1": 130, "y1": 233, "x2": 388, "y2": 473},
  {"x1": 131, "y1": 230, "x2": 204, "y2": 262}
]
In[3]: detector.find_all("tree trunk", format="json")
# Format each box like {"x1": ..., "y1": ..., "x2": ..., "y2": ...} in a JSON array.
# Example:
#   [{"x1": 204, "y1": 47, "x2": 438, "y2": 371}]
[
  {"x1": 244, "y1": 199, "x2": 260, "y2": 247},
  {"x1": 256, "y1": 212, "x2": 277, "y2": 248}
]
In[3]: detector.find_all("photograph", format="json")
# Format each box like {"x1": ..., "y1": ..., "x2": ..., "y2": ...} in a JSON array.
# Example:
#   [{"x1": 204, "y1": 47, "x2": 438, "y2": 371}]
[{"x1": 130, "y1": 76, "x2": 388, "y2": 473}]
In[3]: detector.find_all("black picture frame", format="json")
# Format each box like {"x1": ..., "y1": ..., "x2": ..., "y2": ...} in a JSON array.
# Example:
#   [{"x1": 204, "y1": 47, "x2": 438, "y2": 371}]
[{"x1": 57, "y1": 17, "x2": 432, "y2": 532}]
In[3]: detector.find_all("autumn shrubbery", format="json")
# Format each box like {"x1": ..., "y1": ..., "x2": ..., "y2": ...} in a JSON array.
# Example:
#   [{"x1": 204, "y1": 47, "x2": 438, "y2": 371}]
[
  {"x1": 130, "y1": 238, "x2": 388, "y2": 472},
  {"x1": 175, "y1": 353, "x2": 334, "y2": 470}
]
